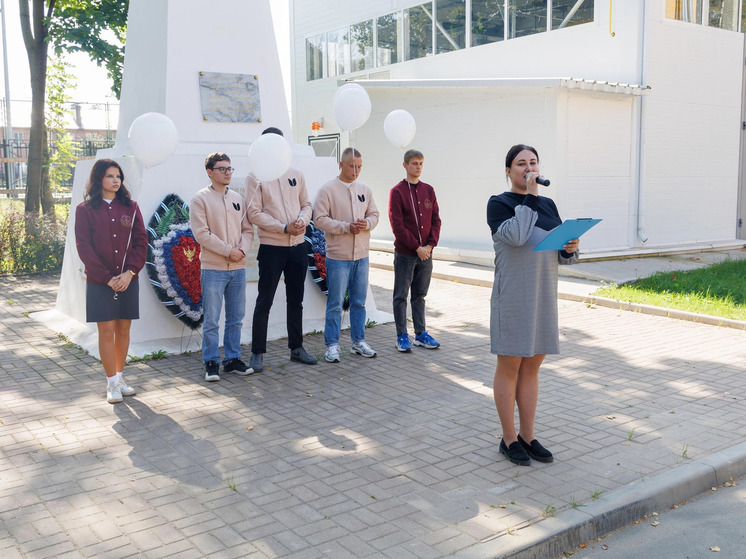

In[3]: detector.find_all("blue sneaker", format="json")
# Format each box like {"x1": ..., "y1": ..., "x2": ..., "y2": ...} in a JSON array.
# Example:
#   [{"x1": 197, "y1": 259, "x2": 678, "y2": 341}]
[
  {"x1": 396, "y1": 334, "x2": 412, "y2": 353},
  {"x1": 414, "y1": 331, "x2": 440, "y2": 349}
]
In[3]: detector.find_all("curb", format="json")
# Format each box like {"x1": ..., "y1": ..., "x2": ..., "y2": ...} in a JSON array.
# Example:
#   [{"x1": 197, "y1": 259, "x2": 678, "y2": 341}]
[
  {"x1": 370, "y1": 260, "x2": 494, "y2": 288},
  {"x1": 452, "y1": 442, "x2": 746, "y2": 559},
  {"x1": 563, "y1": 293, "x2": 746, "y2": 331},
  {"x1": 370, "y1": 261, "x2": 746, "y2": 331}
]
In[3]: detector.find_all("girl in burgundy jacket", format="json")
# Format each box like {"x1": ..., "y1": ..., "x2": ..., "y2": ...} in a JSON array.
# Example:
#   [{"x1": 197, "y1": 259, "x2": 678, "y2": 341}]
[{"x1": 75, "y1": 159, "x2": 147, "y2": 404}]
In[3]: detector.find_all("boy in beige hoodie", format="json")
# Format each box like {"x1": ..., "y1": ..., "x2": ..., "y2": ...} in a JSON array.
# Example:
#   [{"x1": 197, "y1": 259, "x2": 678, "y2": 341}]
[
  {"x1": 190, "y1": 153, "x2": 254, "y2": 382},
  {"x1": 314, "y1": 147, "x2": 379, "y2": 363},
  {"x1": 245, "y1": 127, "x2": 317, "y2": 373}
]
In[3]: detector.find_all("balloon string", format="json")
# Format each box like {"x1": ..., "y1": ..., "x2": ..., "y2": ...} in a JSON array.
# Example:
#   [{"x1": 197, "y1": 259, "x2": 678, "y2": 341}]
[
  {"x1": 235, "y1": 181, "x2": 259, "y2": 253},
  {"x1": 349, "y1": 128, "x2": 357, "y2": 222}
]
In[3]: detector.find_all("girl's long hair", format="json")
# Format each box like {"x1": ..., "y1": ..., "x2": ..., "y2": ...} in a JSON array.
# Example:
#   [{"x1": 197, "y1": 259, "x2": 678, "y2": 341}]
[{"x1": 84, "y1": 159, "x2": 132, "y2": 208}]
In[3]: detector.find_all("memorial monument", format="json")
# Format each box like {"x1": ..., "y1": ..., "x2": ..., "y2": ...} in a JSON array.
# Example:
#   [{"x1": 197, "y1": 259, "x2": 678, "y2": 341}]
[{"x1": 33, "y1": 0, "x2": 390, "y2": 358}]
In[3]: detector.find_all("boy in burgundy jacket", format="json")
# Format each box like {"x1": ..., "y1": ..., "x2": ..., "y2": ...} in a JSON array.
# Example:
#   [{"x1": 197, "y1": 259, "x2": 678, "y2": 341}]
[{"x1": 388, "y1": 149, "x2": 441, "y2": 352}]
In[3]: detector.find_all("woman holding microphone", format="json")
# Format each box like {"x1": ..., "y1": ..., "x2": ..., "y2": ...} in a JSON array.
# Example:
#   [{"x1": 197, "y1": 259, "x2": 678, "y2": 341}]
[{"x1": 487, "y1": 144, "x2": 579, "y2": 465}]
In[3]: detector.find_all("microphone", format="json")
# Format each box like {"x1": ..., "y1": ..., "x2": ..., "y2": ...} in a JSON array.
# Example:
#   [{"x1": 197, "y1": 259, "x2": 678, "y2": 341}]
[{"x1": 525, "y1": 173, "x2": 550, "y2": 186}]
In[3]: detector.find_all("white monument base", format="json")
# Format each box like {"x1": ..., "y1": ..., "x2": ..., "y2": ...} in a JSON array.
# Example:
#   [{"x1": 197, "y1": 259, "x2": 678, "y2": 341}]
[{"x1": 31, "y1": 282, "x2": 391, "y2": 360}]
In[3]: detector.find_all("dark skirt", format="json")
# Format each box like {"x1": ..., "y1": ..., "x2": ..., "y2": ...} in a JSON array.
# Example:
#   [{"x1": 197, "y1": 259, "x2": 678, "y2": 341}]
[{"x1": 86, "y1": 279, "x2": 140, "y2": 323}]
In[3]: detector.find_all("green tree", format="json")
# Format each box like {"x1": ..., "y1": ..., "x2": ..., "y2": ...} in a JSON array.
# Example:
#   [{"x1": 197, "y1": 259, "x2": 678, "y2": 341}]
[
  {"x1": 19, "y1": 0, "x2": 128, "y2": 215},
  {"x1": 46, "y1": 56, "x2": 79, "y2": 192}
]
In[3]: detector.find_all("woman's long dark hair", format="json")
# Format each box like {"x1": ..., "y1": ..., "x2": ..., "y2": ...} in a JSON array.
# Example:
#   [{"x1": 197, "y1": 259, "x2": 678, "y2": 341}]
[{"x1": 84, "y1": 159, "x2": 132, "y2": 208}]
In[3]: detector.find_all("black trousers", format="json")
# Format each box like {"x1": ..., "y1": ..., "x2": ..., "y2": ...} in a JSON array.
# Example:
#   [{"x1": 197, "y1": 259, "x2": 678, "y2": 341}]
[
  {"x1": 392, "y1": 251, "x2": 433, "y2": 337},
  {"x1": 251, "y1": 243, "x2": 307, "y2": 353}
]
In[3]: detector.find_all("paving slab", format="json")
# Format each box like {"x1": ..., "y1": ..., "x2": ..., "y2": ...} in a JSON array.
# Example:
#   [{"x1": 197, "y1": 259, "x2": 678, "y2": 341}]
[{"x1": 1, "y1": 260, "x2": 746, "y2": 558}]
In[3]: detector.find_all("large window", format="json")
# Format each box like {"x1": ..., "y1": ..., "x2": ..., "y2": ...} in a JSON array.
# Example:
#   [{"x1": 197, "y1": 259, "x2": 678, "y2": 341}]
[
  {"x1": 350, "y1": 21, "x2": 374, "y2": 72},
  {"x1": 404, "y1": 3, "x2": 433, "y2": 61},
  {"x1": 377, "y1": 12, "x2": 399, "y2": 66},
  {"x1": 666, "y1": 0, "x2": 743, "y2": 30},
  {"x1": 308, "y1": 134, "x2": 341, "y2": 162},
  {"x1": 471, "y1": 0, "x2": 505, "y2": 45},
  {"x1": 327, "y1": 27, "x2": 351, "y2": 77},
  {"x1": 509, "y1": 0, "x2": 548, "y2": 38},
  {"x1": 305, "y1": 0, "x2": 598, "y2": 81},
  {"x1": 709, "y1": 0, "x2": 739, "y2": 30},
  {"x1": 552, "y1": 0, "x2": 595, "y2": 29},
  {"x1": 305, "y1": 34, "x2": 324, "y2": 81},
  {"x1": 436, "y1": 0, "x2": 466, "y2": 53},
  {"x1": 666, "y1": 0, "x2": 703, "y2": 23}
]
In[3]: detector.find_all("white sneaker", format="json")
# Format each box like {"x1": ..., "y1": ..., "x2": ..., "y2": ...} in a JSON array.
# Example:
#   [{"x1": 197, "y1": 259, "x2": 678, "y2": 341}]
[
  {"x1": 350, "y1": 340, "x2": 377, "y2": 358},
  {"x1": 325, "y1": 345, "x2": 341, "y2": 363},
  {"x1": 107, "y1": 383, "x2": 123, "y2": 404},
  {"x1": 119, "y1": 379, "x2": 136, "y2": 397}
]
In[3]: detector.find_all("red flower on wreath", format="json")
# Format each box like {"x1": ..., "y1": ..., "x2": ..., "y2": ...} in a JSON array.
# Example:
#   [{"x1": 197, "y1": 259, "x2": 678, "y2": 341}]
[
  {"x1": 170, "y1": 236, "x2": 202, "y2": 304},
  {"x1": 313, "y1": 252, "x2": 326, "y2": 279}
]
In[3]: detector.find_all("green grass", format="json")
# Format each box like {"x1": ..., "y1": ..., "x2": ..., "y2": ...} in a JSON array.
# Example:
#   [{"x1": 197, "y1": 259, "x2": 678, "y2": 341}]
[
  {"x1": 593, "y1": 259, "x2": 746, "y2": 320},
  {"x1": 127, "y1": 350, "x2": 168, "y2": 363}
]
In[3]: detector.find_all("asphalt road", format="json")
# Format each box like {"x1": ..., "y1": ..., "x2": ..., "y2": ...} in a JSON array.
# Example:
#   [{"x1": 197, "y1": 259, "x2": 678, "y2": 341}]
[{"x1": 563, "y1": 476, "x2": 746, "y2": 559}]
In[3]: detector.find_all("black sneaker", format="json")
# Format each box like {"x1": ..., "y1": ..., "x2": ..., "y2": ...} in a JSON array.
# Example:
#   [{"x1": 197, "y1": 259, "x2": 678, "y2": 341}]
[
  {"x1": 499, "y1": 439, "x2": 531, "y2": 466},
  {"x1": 290, "y1": 347, "x2": 318, "y2": 365},
  {"x1": 205, "y1": 361, "x2": 220, "y2": 382},
  {"x1": 224, "y1": 358, "x2": 253, "y2": 376},
  {"x1": 517, "y1": 435, "x2": 554, "y2": 463}
]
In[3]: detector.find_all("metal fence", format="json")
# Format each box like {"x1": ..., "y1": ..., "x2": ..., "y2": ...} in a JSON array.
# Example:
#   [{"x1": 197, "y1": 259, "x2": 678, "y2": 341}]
[{"x1": 0, "y1": 137, "x2": 116, "y2": 194}]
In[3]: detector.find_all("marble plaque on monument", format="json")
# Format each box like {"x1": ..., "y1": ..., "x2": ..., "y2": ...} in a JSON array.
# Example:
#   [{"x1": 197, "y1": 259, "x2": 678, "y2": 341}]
[{"x1": 199, "y1": 71, "x2": 262, "y2": 123}]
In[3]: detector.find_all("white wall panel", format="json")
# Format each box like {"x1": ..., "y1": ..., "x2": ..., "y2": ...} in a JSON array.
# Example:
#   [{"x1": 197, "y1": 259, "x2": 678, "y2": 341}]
[
  {"x1": 640, "y1": 14, "x2": 744, "y2": 246},
  {"x1": 562, "y1": 92, "x2": 635, "y2": 250}
]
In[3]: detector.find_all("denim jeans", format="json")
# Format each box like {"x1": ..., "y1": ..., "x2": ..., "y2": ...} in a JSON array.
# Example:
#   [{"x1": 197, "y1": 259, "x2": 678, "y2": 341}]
[
  {"x1": 393, "y1": 251, "x2": 433, "y2": 336},
  {"x1": 201, "y1": 268, "x2": 246, "y2": 364},
  {"x1": 324, "y1": 257, "x2": 368, "y2": 346},
  {"x1": 251, "y1": 243, "x2": 307, "y2": 353}
]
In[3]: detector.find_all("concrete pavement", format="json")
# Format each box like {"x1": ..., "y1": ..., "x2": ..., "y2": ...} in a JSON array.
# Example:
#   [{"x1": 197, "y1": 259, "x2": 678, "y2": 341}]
[
  {"x1": 2, "y1": 252, "x2": 746, "y2": 558},
  {"x1": 566, "y1": 474, "x2": 746, "y2": 559},
  {"x1": 370, "y1": 247, "x2": 746, "y2": 330}
]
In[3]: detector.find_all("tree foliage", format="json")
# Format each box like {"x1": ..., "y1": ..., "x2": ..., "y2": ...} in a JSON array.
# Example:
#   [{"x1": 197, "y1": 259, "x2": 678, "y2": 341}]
[
  {"x1": 18, "y1": 0, "x2": 129, "y2": 215},
  {"x1": 47, "y1": 0, "x2": 129, "y2": 98},
  {"x1": 46, "y1": 56, "x2": 79, "y2": 191}
]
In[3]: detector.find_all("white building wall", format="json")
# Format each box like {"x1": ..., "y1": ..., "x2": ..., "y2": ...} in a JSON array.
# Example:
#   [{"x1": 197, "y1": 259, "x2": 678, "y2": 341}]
[
  {"x1": 561, "y1": 90, "x2": 636, "y2": 251},
  {"x1": 291, "y1": 0, "x2": 641, "y2": 141},
  {"x1": 354, "y1": 85, "x2": 635, "y2": 253},
  {"x1": 370, "y1": 7, "x2": 641, "y2": 84},
  {"x1": 640, "y1": 7, "x2": 744, "y2": 246},
  {"x1": 358, "y1": 86, "x2": 559, "y2": 250},
  {"x1": 291, "y1": 0, "x2": 744, "y2": 254}
]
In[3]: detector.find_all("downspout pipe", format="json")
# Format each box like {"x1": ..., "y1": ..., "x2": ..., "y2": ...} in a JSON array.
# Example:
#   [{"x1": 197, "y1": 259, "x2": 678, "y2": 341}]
[{"x1": 635, "y1": 0, "x2": 648, "y2": 244}]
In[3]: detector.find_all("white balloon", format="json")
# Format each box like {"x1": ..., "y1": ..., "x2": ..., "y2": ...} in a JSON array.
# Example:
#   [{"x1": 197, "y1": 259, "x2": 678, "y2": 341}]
[
  {"x1": 334, "y1": 83, "x2": 368, "y2": 104},
  {"x1": 334, "y1": 88, "x2": 372, "y2": 131},
  {"x1": 248, "y1": 133, "x2": 292, "y2": 182},
  {"x1": 384, "y1": 110, "x2": 417, "y2": 149},
  {"x1": 128, "y1": 112, "x2": 179, "y2": 167}
]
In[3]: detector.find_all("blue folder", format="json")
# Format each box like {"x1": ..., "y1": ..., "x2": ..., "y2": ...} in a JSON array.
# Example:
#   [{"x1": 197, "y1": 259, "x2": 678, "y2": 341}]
[{"x1": 534, "y1": 218, "x2": 602, "y2": 251}]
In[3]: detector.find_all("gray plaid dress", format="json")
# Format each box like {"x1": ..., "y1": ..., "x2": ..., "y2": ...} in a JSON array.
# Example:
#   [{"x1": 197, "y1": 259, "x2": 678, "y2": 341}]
[{"x1": 488, "y1": 194, "x2": 578, "y2": 357}]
